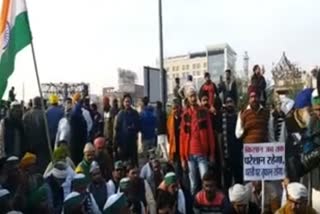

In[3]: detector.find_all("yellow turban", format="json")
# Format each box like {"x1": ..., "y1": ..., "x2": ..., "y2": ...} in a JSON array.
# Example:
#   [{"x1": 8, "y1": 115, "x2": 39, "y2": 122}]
[
  {"x1": 49, "y1": 94, "x2": 59, "y2": 105},
  {"x1": 19, "y1": 152, "x2": 37, "y2": 170},
  {"x1": 72, "y1": 93, "x2": 81, "y2": 103}
]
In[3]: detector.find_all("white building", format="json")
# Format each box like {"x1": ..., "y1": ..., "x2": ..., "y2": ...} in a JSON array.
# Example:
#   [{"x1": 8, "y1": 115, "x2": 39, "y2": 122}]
[{"x1": 164, "y1": 43, "x2": 237, "y2": 97}]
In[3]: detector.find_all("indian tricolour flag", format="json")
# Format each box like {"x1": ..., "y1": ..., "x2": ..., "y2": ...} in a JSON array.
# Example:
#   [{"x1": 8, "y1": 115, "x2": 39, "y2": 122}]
[{"x1": 0, "y1": 0, "x2": 32, "y2": 98}]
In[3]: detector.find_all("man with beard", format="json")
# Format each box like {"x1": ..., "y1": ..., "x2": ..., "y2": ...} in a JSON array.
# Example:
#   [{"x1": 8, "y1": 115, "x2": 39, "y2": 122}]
[
  {"x1": 236, "y1": 86, "x2": 271, "y2": 144},
  {"x1": 167, "y1": 99, "x2": 182, "y2": 179},
  {"x1": 88, "y1": 161, "x2": 113, "y2": 212},
  {"x1": 194, "y1": 171, "x2": 230, "y2": 213},
  {"x1": 180, "y1": 87, "x2": 215, "y2": 196},
  {"x1": 221, "y1": 97, "x2": 243, "y2": 189},
  {"x1": 75, "y1": 143, "x2": 96, "y2": 180},
  {"x1": 0, "y1": 101, "x2": 24, "y2": 158},
  {"x1": 107, "y1": 161, "x2": 125, "y2": 194},
  {"x1": 226, "y1": 184, "x2": 259, "y2": 214},
  {"x1": 157, "y1": 172, "x2": 186, "y2": 214},
  {"x1": 114, "y1": 94, "x2": 140, "y2": 165},
  {"x1": 94, "y1": 137, "x2": 113, "y2": 180},
  {"x1": 126, "y1": 163, "x2": 156, "y2": 214},
  {"x1": 276, "y1": 182, "x2": 316, "y2": 214}
]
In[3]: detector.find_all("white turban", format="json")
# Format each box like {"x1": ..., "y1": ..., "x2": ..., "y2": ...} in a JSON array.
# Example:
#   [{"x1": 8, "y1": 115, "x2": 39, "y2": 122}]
[
  {"x1": 51, "y1": 162, "x2": 68, "y2": 179},
  {"x1": 280, "y1": 97, "x2": 295, "y2": 115},
  {"x1": 229, "y1": 184, "x2": 250, "y2": 203},
  {"x1": 83, "y1": 143, "x2": 95, "y2": 153},
  {"x1": 287, "y1": 182, "x2": 307, "y2": 200}
]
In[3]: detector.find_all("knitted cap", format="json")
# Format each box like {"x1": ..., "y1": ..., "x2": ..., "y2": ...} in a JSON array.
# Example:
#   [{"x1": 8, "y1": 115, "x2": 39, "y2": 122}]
[
  {"x1": 72, "y1": 173, "x2": 88, "y2": 188},
  {"x1": 114, "y1": 161, "x2": 123, "y2": 170},
  {"x1": 119, "y1": 177, "x2": 130, "y2": 191}
]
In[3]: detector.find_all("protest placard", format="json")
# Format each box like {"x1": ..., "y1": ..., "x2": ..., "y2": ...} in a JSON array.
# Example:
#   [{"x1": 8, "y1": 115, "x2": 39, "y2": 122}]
[{"x1": 243, "y1": 142, "x2": 285, "y2": 181}]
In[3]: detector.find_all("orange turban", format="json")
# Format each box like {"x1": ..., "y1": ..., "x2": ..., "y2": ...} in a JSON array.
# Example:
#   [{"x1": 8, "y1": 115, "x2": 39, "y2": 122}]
[
  {"x1": 19, "y1": 152, "x2": 37, "y2": 170},
  {"x1": 73, "y1": 93, "x2": 81, "y2": 103}
]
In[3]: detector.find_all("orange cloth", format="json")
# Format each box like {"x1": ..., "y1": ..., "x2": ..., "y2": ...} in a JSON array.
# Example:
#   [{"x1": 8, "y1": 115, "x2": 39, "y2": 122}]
[
  {"x1": 179, "y1": 106, "x2": 215, "y2": 163},
  {"x1": 19, "y1": 152, "x2": 37, "y2": 170},
  {"x1": 167, "y1": 110, "x2": 176, "y2": 161},
  {"x1": 72, "y1": 93, "x2": 81, "y2": 103}
]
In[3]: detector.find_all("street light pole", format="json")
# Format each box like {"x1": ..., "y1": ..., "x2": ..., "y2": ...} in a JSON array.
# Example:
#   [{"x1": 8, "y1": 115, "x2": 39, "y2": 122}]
[{"x1": 158, "y1": 0, "x2": 166, "y2": 108}]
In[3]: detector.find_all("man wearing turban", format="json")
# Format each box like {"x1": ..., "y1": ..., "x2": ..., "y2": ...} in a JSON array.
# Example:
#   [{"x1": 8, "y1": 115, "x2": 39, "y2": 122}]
[{"x1": 276, "y1": 182, "x2": 316, "y2": 214}]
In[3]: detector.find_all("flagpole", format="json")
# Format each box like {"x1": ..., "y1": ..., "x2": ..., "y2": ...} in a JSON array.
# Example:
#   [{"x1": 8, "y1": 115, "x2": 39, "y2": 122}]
[{"x1": 30, "y1": 41, "x2": 53, "y2": 160}]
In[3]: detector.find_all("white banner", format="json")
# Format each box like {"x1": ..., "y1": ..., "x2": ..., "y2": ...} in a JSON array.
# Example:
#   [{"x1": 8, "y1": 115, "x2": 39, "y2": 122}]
[{"x1": 243, "y1": 142, "x2": 285, "y2": 181}]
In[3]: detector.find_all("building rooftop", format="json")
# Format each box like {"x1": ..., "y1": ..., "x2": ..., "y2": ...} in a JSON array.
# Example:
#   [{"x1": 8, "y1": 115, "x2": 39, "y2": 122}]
[{"x1": 165, "y1": 43, "x2": 236, "y2": 61}]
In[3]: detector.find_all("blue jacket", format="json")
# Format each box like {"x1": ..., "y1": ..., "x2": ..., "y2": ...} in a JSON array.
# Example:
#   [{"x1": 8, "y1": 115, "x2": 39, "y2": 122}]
[
  {"x1": 140, "y1": 106, "x2": 156, "y2": 140},
  {"x1": 46, "y1": 106, "x2": 64, "y2": 141}
]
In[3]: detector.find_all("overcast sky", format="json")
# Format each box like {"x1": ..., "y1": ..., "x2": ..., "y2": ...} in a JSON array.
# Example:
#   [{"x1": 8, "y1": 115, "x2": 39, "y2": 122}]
[{"x1": 2, "y1": 0, "x2": 320, "y2": 100}]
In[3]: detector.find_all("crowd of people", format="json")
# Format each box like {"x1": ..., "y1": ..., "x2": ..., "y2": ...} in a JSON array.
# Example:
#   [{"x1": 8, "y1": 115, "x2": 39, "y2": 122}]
[{"x1": 0, "y1": 64, "x2": 319, "y2": 213}]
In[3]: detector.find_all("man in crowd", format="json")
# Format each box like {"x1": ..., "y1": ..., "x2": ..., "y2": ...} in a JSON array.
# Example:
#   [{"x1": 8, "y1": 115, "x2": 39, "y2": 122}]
[
  {"x1": 221, "y1": 97, "x2": 243, "y2": 188},
  {"x1": 157, "y1": 172, "x2": 186, "y2": 214},
  {"x1": 23, "y1": 97, "x2": 51, "y2": 172},
  {"x1": 276, "y1": 182, "x2": 316, "y2": 214},
  {"x1": 63, "y1": 191, "x2": 86, "y2": 214},
  {"x1": 167, "y1": 98, "x2": 182, "y2": 179},
  {"x1": 140, "y1": 96, "x2": 156, "y2": 159},
  {"x1": 71, "y1": 173, "x2": 101, "y2": 214},
  {"x1": 219, "y1": 69, "x2": 238, "y2": 105},
  {"x1": 107, "y1": 161, "x2": 125, "y2": 194},
  {"x1": 140, "y1": 151, "x2": 164, "y2": 195},
  {"x1": 236, "y1": 87, "x2": 271, "y2": 144},
  {"x1": 126, "y1": 163, "x2": 156, "y2": 214},
  {"x1": 88, "y1": 161, "x2": 112, "y2": 212},
  {"x1": 8, "y1": 87, "x2": 16, "y2": 102},
  {"x1": 199, "y1": 72, "x2": 217, "y2": 113},
  {"x1": 94, "y1": 137, "x2": 113, "y2": 180},
  {"x1": 156, "y1": 101, "x2": 168, "y2": 161},
  {"x1": 55, "y1": 98, "x2": 72, "y2": 148},
  {"x1": 226, "y1": 184, "x2": 260, "y2": 214},
  {"x1": 90, "y1": 103, "x2": 104, "y2": 140},
  {"x1": 251, "y1": 65, "x2": 267, "y2": 106},
  {"x1": 246, "y1": 181, "x2": 280, "y2": 213},
  {"x1": 179, "y1": 75, "x2": 197, "y2": 103},
  {"x1": 42, "y1": 162, "x2": 68, "y2": 214},
  {"x1": 46, "y1": 94, "x2": 64, "y2": 149},
  {"x1": 114, "y1": 94, "x2": 140, "y2": 165},
  {"x1": 194, "y1": 171, "x2": 230, "y2": 213},
  {"x1": 82, "y1": 96, "x2": 93, "y2": 139},
  {"x1": 173, "y1": 77, "x2": 182, "y2": 106},
  {"x1": 70, "y1": 94, "x2": 88, "y2": 165},
  {"x1": 103, "y1": 193, "x2": 130, "y2": 214},
  {"x1": 0, "y1": 101, "x2": 24, "y2": 158},
  {"x1": 75, "y1": 143, "x2": 96, "y2": 180},
  {"x1": 180, "y1": 87, "x2": 215, "y2": 195}
]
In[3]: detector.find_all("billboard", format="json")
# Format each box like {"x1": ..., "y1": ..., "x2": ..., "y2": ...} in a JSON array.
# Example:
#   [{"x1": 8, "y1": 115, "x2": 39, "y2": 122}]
[{"x1": 143, "y1": 66, "x2": 167, "y2": 104}]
